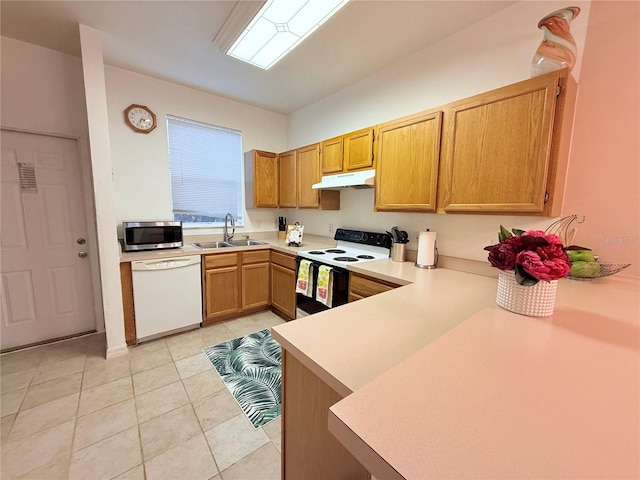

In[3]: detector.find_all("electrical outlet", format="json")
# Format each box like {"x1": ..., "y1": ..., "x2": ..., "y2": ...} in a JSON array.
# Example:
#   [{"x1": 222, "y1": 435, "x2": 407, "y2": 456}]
[{"x1": 328, "y1": 224, "x2": 334, "y2": 235}]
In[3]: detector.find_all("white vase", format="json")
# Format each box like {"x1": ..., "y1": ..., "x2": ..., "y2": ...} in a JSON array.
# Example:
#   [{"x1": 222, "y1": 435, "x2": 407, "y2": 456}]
[
  {"x1": 496, "y1": 270, "x2": 558, "y2": 317},
  {"x1": 531, "y1": 6, "x2": 581, "y2": 77}
]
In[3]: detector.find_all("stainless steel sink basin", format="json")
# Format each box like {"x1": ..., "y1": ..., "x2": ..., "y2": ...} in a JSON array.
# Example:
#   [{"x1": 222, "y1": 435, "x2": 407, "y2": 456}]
[
  {"x1": 190, "y1": 241, "x2": 232, "y2": 249},
  {"x1": 222, "y1": 239, "x2": 268, "y2": 247},
  {"x1": 190, "y1": 239, "x2": 268, "y2": 249}
]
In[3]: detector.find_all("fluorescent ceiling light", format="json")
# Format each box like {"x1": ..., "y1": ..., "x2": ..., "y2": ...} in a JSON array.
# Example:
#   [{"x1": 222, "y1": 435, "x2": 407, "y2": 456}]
[{"x1": 227, "y1": 0, "x2": 349, "y2": 70}]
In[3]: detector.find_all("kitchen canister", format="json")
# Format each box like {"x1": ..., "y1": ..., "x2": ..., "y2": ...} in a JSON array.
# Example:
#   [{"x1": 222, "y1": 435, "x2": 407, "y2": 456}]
[
  {"x1": 416, "y1": 229, "x2": 438, "y2": 268},
  {"x1": 391, "y1": 243, "x2": 406, "y2": 262}
]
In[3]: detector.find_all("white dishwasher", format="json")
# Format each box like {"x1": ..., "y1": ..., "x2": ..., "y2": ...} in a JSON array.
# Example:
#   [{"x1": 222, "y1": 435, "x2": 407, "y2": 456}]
[{"x1": 131, "y1": 255, "x2": 202, "y2": 341}]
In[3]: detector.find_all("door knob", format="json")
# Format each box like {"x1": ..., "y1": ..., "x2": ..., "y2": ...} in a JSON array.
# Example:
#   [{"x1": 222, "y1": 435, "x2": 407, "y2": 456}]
[
  {"x1": 77, "y1": 238, "x2": 86, "y2": 245},
  {"x1": 78, "y1": 251, "x2": 88, "y2": 258}
]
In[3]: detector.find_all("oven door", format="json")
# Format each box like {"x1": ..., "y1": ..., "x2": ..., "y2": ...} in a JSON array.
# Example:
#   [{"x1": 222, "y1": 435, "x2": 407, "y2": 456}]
[{"x1": 295, "y1": 257, "x2": 349, "y2": 316}]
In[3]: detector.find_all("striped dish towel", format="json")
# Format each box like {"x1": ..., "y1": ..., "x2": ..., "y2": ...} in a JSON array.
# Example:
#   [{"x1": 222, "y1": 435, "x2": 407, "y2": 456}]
[
  {"x1": 295, "y1": 259, "x2": 313, "y2": 297},
  {"x1": 316, "y1": 265, "x2": 333, "y2": 307}
]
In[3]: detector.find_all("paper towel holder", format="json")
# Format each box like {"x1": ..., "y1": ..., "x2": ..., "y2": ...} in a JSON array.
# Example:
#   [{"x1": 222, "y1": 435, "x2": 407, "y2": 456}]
[{"x1": 415, "y1": 229, "x2": 439, "y2": 269}]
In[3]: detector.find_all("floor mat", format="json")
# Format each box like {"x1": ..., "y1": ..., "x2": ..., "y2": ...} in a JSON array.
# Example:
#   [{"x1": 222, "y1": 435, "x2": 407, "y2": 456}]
[{"x1": 203, "y1": 328, "x2": 281, "y2": 429}]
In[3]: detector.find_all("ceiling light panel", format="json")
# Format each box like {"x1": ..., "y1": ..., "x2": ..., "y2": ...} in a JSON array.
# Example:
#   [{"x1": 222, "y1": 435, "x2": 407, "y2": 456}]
[{"x1": 227, "y1": 0, "x2": 349, "y2": 70}]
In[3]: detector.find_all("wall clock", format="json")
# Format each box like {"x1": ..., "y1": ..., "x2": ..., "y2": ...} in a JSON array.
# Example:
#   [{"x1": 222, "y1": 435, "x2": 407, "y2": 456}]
[{"x1": 124, "y1": 104, "x2": 157, "y2": 133}]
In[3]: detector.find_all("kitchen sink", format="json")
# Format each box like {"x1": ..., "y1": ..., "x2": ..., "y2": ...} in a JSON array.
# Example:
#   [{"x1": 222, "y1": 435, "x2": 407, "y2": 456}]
[
  {"x1": 190, "y1": 239, "x2": 268, "y2": 249},
  {"x1": 222, "y1": 239, "x2": 268, "y2": 247},
  {"x1": 190, "y1": 241, "x2": 232, "y2": 249}
]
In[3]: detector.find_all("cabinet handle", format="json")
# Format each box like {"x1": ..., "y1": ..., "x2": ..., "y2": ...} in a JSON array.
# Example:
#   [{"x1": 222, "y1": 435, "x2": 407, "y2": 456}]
[{"x1": 78, "y1": 251, "x2": 88, "y2": 258}]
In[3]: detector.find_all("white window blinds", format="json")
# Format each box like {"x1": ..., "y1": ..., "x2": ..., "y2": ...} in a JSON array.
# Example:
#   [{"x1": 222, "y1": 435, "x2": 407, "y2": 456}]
[{"x1": 167, "y1": 115, "x2": 244, "y2": 226}]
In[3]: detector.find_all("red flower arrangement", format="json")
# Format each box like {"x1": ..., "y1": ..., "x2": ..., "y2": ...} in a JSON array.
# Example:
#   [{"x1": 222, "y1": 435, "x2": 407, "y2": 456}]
[{"x1": 484, "y1": 226, "x2": 571, "y2": 285}]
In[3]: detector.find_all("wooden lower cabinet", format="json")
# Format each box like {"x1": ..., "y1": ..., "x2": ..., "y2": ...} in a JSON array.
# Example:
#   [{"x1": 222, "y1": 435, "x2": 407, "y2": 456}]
[
  {"x1": 203, "y1": 249, "x2": 270, "y2": 325},
  {"x1": 270, "y1": 251, "x2": 296, "y2": 320},
  {"x1": 204, "y1": 265, "x2": 239, "y2": 323},
  {"x1": 282, "y1": 350, "x2": 370, "y2": 480},
  {"x1": 348, "y1": 272, "x2": 401, "y2": 302},
  {"x1": 241, "y1": 250, "x2": 270, "y2": 312}
]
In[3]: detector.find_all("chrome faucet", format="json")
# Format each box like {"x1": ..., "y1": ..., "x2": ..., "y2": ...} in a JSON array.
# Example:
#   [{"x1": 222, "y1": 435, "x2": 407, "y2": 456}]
[{"x1": 223, "y1": 213, "x2": 235, "y2": 242}]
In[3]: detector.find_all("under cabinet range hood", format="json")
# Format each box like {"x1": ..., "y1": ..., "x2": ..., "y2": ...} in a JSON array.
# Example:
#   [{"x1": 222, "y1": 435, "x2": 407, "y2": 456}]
[{"x1": 312, "y1": 169, "x2": 375, "y2": 189}]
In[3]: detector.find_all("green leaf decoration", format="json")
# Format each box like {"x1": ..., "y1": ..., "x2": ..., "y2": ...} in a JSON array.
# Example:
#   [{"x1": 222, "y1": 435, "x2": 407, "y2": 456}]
[
  {"x1": 203, "y1": 328, "x2": 282, "y2": 429},
  {"x1": 515, "y1": 264, "x2": 539, "y2": 286},
  {"x1": 512, "y1": 228, "x2": 526, "y2": 235},
  {"x1": 498, "y1": 225, "x2": 513, "y2": 242}
]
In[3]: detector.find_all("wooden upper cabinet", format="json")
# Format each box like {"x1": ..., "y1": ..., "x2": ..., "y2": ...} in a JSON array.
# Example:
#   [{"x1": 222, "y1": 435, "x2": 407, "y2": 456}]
[
  {"x1": 244, "y1": 150, "x2": 278, "y2": 208},
  {"x1": 297, "y1": 143, "x2": 340, "y2": 210},
  {"x1": 375, "y1": 110, "x2": 442, "y2": 212},
  {"x1": 320, "y1": 128, "x2": 374, "y2": 175},
  {"x1": 279, "y1": 149, "x2": 297, "y2": 208},
  {"x1": 438, "y1": 69, "x2": 574, "y2": 215},
  {"x1": 297, "y1": 144, "x2": 321, "y2": 208},
  {"x1": 321, "y1": 136, "x2": 343, "y2": 174},
  {"x1": 344, "y1": 128, "x2": 374, "y2": 171}
]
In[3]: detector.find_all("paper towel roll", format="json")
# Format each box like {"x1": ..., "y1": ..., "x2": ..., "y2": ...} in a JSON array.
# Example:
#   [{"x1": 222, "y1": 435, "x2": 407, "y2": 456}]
[{"x1": 416, "y1": 230, "x2": 438, "y2": 268}]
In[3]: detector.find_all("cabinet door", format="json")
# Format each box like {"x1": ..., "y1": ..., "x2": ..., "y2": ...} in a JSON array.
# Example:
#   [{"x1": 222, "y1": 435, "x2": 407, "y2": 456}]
[
  {"x1": 438, "y1": 71, "x2": 561, "y2": 213},
  {"x1": 204, "y1": 266, "x2": 239, "y2": 324},
  {"x1": 321, "y1": 136, "x2": 343, "y2": 174},
  {"x1": 297, "y1": 144, "x2": 340, "y2": 210},
  {"x1": 348, "y1": 272, "x2": 398, "y2": 299},
  {"x1": 375, "y1": 111, "x2": 442, "y2": 212},
  {"x1": 279, "y1": 150, "x2": 297, "y2": 208},
  {"x1": 297, "y1": 144, "x2": 321, "y2": 208},
  {"x1": 242, "y1": 262, "x2": 270, "y2": 311},
  {"x1": 344, "y1": 128, "x2": 374, "y2": 171},
  {"x1": 253, "y1": 150, "x2": 278, "y2": 208},
  {"x1": 270, "y1": 263, "x2": 296, "y2": 320}
]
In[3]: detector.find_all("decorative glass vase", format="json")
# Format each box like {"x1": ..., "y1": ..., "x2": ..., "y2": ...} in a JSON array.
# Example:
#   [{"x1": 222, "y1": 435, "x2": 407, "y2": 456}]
[
  {"x1": 496, "y1": 270, "x2": 558, "y2": 317},
  {"x1": 531, "y1": 6, "x2": 581, "y2": 77}
]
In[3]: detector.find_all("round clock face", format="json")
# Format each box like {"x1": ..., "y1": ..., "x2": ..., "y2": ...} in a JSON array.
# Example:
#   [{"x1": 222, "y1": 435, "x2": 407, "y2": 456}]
[{"x1": 124, "y1": 104, "x2": 157, "y2": 133}]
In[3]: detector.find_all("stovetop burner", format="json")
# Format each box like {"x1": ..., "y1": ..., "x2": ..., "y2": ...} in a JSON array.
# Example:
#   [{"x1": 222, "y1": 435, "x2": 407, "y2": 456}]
[
  {"x1": 297, "y1": 229, "x2": 392, "y2": 268},
  {"x1": 334, "y1": 256, "x2": 358, "y2": 262}
]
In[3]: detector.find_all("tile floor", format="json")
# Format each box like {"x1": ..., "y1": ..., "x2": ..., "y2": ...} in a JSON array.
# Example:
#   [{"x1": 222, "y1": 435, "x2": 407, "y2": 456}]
[{"x1": 1, "y1": 311, "x2": 285, "y2": 480}]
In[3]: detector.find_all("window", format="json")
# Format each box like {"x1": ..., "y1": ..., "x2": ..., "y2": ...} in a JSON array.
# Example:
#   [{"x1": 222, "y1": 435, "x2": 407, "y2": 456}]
[{"x1": 167, "y1": 115, "x2": 244, "y2": 227}]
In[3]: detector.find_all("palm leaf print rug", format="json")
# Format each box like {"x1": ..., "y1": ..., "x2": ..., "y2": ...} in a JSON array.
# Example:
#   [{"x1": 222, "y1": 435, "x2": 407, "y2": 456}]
[{"x1": 203, "y1": 329, "x2": 281, "y2": 429}]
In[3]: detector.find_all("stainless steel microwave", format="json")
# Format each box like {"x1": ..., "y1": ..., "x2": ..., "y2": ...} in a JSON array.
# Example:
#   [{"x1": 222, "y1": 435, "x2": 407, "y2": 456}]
[{"x1": 122, "y1": 221, "x2": 183, "y2": 252}]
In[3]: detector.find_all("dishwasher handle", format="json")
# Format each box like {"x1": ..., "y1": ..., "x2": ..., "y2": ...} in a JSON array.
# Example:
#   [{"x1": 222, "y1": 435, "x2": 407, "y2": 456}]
[{"x1": 131, "y1": 255, "x2": 201, "y2": 271}]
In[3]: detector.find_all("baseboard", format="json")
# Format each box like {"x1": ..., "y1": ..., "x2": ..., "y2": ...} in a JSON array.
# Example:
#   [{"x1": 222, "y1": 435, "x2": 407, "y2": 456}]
[{"x1": 106, "y1": 344, "x2": 129, "y2": 359}]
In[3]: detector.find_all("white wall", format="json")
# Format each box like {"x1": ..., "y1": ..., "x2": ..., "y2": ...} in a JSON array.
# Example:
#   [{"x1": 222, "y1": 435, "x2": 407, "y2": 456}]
[
  {"x1": 284, "y1": 1, "x2": 594, "y2": 264},
  {"x1": 0, "y1": 37, "x2": 88, "y2": 136},
  {"x1": 104, "y1": 67, "x2": 288, "y2": 235},
  {"x1": 79, "y1": 25, "x2": 127, "y2": 358}
]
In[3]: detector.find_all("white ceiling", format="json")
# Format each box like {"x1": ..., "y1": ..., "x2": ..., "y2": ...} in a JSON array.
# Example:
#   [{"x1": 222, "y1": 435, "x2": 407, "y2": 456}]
[{"x1": 1, "y1": 1, "x2": 515, "y2": 114}]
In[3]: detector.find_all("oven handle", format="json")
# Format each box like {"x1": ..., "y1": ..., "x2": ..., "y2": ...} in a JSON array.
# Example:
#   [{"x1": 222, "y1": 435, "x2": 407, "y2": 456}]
[{"x1": 295, "y1": 257, "x2": 349, "y2": 274}]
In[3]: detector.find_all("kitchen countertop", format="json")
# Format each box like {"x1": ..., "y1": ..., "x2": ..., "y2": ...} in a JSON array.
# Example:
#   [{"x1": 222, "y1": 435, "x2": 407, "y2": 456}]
[
  {"x1": 118, "y1": 233, "x2": 335, "y2": 262},
  {"x1": 273, "y1": 267, "x2": 499, "y2": 397},
  {"x1": 271, "y1": 264, "x2": 640, "y2": 478}
]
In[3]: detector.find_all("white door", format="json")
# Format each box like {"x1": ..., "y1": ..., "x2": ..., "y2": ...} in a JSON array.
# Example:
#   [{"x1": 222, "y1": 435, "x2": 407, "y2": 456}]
[{"x1": 1, "y1": 130, "x2": 97, "y2": 350}]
